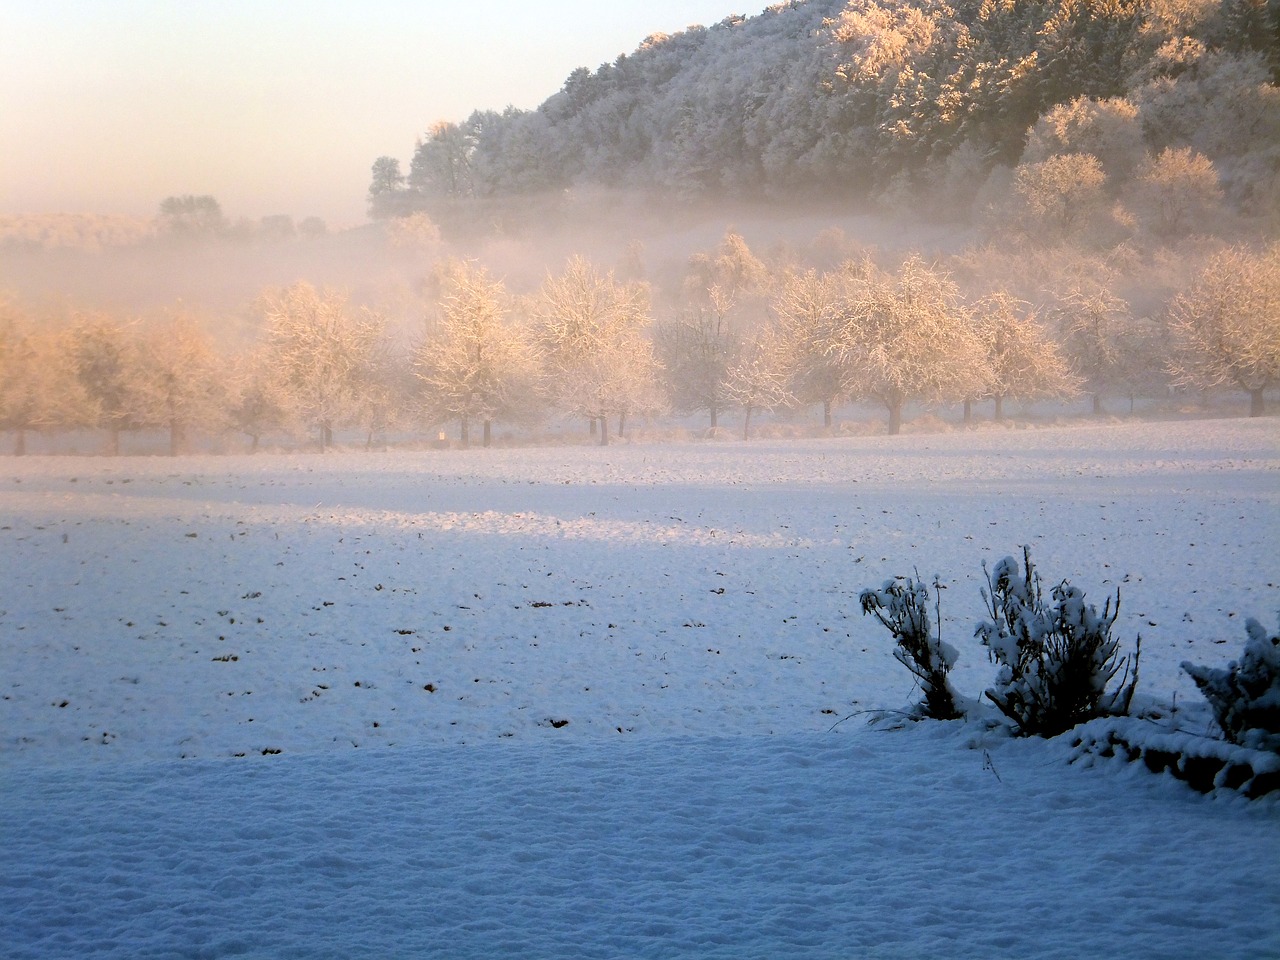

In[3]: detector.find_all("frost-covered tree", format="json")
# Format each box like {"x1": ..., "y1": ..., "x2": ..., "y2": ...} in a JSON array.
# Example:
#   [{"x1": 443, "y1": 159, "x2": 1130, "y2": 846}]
[
  {"x1": 368, "y1": 156, "x2": 412, "y2": 220},
  {"x1": 1129, "y1": 147, "x2": 1224, "y2": 237},
  {"x1": 532, "y1": 257, "x2": 660, "y2": 445},
  {"x1": 261, "y1": 283, "x2": 390, "y2": 451},
  {"x1": 771, "y1": 268, "x2": 856, "y2": 428},
  {"x1": 826, "y1": 257, "x2": 986, "y2": 434},
  {"x1": 1021, "y1": 97, "x2": 1144, "y2": 182},
  {"x1": 0, "y1": 305, "x2": 84, "y2": 454},
  {"x1": 227, "y1": 345, "x2": 296, "y2": 452},
  {"x1": 131, "y1": 314, "x2": 227, "y2": 455},
  {"x1": 723, "y1": 325, "x2": 792, "y2": 440},
  {"x1": 1012, "y1": 153, "x2": 1109, "y2": 240},
  {"x1": 69, "y1": 313, "x2": 143, "y2": 455},
  {"x1": 414, "y1": 260, "x2": 542, "y2": 447},
  {"x1": 656, "y1": 294, "x2": 738, "y2": 432},
  {"x1": 1166, "y1": 243, "x2": 1280, "y2": 416},
  {"x1": 969, "y1": 291, "x2": 1077, "y2": 420},
  {"x1": 1049, "y1": 277, "x2": 1135, "y2": 414}
]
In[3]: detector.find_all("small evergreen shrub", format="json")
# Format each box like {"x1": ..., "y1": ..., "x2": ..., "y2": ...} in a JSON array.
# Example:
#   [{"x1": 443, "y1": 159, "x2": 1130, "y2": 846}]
[
  {"x1": 975, "y1": 546, "x2": 1140, "y2": 737},
  {"x1": 1182, "y1": 616, "x2": 1280, "y2": 751},
  {"x1": 859, "y1": 575, "x2": 964, "y2": 721}
]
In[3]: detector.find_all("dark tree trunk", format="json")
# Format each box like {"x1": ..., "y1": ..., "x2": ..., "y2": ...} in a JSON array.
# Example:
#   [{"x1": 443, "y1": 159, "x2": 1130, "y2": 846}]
[
  {"x1": 823, "y1": 399, "x2": 833, "y2": 429},
  {"x1": 994, "y1": 395, "x2": 1005, "y2": 421},
  {"x1": 249, "y1": 433, "x2": 260, "y2": 454},
  {"x1": 1092, "y1": 393, "x2": 1104, "y2": 415},
  {"x1": 963, "y1": 399, "x2": 973, "y2": 425},
  {"x1": 599, "y1": 414, "x2": 609, "y2": 446},
  {"x1": 589, "y1": 418, "x2": 598, "y2": 436},
  {"x1": 483, "y1": 419, "x2": 492, "y2": 447},
  {"x1": 887, "y1": 401, "x2": 903, "y2": 436},
  {"x1": 618, "y1": 412, "x2": 626, "y2": 439},
  {"x1": 14, "y1": 429, "x2": 26, "y2": 456},
  {"x1": 107, "y1": 426, "x2": 121, "y2": 457},
  {"x1": 709, "y1": 405, "x2": 718, "y2": 431},
  {"x1": 319, "y1": 421, "x2": 333, "y2": 452},
  {"x1": 1250, "y1": 387, "x2": 1265, "y2": 417},
  {"x1": 460, "y1": 416, "x2": 470, "y2": 449},
  {"x1": 742, "y1": 405, "x2": 753, "y2": 441}
]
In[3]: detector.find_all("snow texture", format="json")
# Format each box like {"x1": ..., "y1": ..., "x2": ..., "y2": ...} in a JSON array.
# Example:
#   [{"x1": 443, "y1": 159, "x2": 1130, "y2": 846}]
[{"x1": 2, "y1": 418, "x2": 1278, "y2": 958}]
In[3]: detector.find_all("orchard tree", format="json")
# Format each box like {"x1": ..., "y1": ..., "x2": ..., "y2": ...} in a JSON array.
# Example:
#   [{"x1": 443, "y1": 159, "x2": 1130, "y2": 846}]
[
  {"x1": 827, "y1": 257, "x2": 986, "y2": 435},
  {"x1": 261, "y1": 283, "x2": 390, "y2": 450},
  {"x1": 228, "y1": 344, "x2": 297, "y2": 452},
  {"x1": 1167, "y1": 244, "x2": 1280, "y2": 417},
  {"x1": 1011, "y1": 153, "x2": 1109, "y2": 240},
  {"x1": 659, "y1": 232, "x2": 770, "y2": 431},
  {"x1": 723, "y1": 325, "x2": 792, "y2": 440},
  {"x1": 532, "y1": 256, "x2": 660, "y2": 445},
  {"x1": 414, "y1": 260, "x2": 542, "y2": 447},
  {"x1": 132, "y1": 314, "x2": 227, "y2": 455},
  {"x1": 1129, "y1": 147, "x2": 1223, "y2": 237},
  {"x1": 771, "y1": 268, "x2": 856, "y2": 428},
  {"x1": 0, "y1": 305, "x2": 84, "y2": 454},
  {"x1": 969, "y1": 291, "x2": 1077, "y2": 420},
  {"x1": 69, "y1": 313, "x2": 142, "y2": 455},
  {"x1": 1049, "y1": 277, "x2": 1135, "y2": 415}
]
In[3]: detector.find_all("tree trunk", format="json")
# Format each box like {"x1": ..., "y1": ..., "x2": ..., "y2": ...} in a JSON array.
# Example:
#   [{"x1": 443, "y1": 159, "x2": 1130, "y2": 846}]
[
  {"x1": 107, "y1": 426, "x2": 121, "y2": 457},
  {"x1": 319, "y1": 421, "x2": 332, "y2": 452},
  {"x1": 743, "y1": 405, "x2": 753, "y2": 441},
  {"x1": 1092, "y1": 393, "x2": 1104, "y2": 416},
  {"x1": 249, "y1": 433, "x2": 260, "y2": 454},
  {"x1": 618, "y1": 412, "x2": 626, "y2": 439},
  {"x1": 994, "y1": 395, "x2": 1005, "y2": 421},
  {"x1": 823, "y1": 399, "x2": 832, "y2": 429},
  {"x1": 709, "y1": 405, "x2": 718, "y2": 431},
  {"x1": 599, "y1": 414, "x2": 609, "y2": 446},
  {"x1": 589, "y1": 418, "x2": 598, "y2": 437},
  {"x1": 169, "y1": 419, "x2": 186, "y2": 457},
  {"x1": 963, "y1": 399, "x2": 973, "y2": 426},
  {"x1": 887, "y1": 401, "x2": 903, "y2": 436},
  {"x1": 1250, "y1": 387, "x2": 1265, "y2": 417},
  {"x1": 13, "y1": 429, "x2": 26, "y2": 456},
  {"x1": 483, "y1": 419, "x2": 492, "y2": 447},
  {"x1": 460, "y1": 416, "x2": 470, "y2": 449}
]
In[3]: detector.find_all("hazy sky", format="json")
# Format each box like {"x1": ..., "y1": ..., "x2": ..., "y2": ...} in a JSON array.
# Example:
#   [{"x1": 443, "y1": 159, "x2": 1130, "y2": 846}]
[{"x1": 3, "y1": 1, "x2": 763, "y2": 227}]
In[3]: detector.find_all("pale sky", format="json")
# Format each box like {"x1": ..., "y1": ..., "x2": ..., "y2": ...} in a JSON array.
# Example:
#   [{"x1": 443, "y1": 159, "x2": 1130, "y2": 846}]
[{"x1": 2, "y1": 1, "x2": 762, "y2": 227}]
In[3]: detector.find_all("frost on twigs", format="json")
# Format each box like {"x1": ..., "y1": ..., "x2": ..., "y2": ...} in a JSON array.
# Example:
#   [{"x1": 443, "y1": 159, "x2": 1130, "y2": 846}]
[
  {"x1": 976, "y1": 546, "x2": 1139, "y2": 738},
  {"x1": 1182, "y1": 616, "x2": 1280, "y2": 752},
  {"x1": 859, "y1": 574, "x2": 964, "y2": 721}
]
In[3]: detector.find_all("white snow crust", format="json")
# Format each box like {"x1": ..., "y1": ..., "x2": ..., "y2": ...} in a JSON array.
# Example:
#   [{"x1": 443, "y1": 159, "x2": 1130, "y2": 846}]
[{"x1": 2, "y1": 418, "x2": 1278, "y2": 958}]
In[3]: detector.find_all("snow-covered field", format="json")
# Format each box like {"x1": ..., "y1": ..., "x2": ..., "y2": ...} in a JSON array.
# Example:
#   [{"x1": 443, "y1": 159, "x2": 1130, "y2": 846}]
[{"x1": 2, "y1": 418, "x2": 1278, "y2": 958}]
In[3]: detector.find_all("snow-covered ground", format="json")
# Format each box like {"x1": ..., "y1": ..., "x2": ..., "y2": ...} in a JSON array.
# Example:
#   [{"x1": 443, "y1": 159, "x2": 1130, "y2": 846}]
[{"x1": 2, "y1": 418, "x2": 1278, "y2": 958}]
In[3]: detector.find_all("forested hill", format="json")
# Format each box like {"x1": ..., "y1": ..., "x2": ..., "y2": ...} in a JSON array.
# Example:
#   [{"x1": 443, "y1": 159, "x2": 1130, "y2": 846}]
[{"x1": 370, "y1": 0, "x2": 1279, "y2": 222}]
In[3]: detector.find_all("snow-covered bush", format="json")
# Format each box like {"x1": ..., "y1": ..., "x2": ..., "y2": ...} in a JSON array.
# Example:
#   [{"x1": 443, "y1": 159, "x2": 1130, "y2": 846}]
[
  {"x1": 976, "y1": 547, "x2": 1140, "y2": 737},
  {"x1": 1182, "y1": 616, "x2": 1280, "y2": 751},
  {"x1": 859, "y1": 575, "x2": 964, "y2": 721}
]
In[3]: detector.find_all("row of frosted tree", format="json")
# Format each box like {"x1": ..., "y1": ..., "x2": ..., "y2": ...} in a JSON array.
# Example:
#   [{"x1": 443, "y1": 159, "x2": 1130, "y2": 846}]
[
  {"x1": 370, "y1": 0, "x2": 1279, "y2": 228},
  {"x1": 2, "y1": 235, "x2": 1276, "y2": 454}
]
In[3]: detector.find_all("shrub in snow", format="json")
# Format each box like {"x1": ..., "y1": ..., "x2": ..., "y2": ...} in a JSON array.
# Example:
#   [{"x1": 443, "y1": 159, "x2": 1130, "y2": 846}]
[
  {"x1": 859, "y1": 575, "x2": 964, "y2": 721},
  {"x1": 976, "y1": 546, "x2": 1139, "y2": 737},
  {"x1": 1182, "y1": 616, "x2": 1280, "y2": 751}
]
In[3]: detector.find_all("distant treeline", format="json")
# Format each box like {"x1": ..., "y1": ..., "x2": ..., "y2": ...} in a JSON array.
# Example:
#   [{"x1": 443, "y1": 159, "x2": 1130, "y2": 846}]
[
  {"x1": 2, "y1": 230, "x2": 1276, "y2": 455},
  {"x1": 370, "y1": 0, "x2": 1279, "y2": 226}
]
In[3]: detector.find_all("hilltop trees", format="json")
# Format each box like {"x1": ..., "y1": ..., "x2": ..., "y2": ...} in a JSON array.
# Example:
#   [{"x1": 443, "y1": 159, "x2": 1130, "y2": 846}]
[{"x1": 1167, "y1": 244, "x2": 1280, "y2": 417}]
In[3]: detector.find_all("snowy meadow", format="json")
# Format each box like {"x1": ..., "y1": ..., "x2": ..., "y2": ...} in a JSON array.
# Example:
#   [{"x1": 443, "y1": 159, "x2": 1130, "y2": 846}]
[{"x1": 2, "y1": 417, "x2": 1278, "y2": 959}]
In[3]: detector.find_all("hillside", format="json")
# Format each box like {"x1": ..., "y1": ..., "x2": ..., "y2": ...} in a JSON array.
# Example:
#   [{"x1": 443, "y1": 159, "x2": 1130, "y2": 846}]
[{"x1": 371, "y1": 0, "x2": 1280, "y2": 226}]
